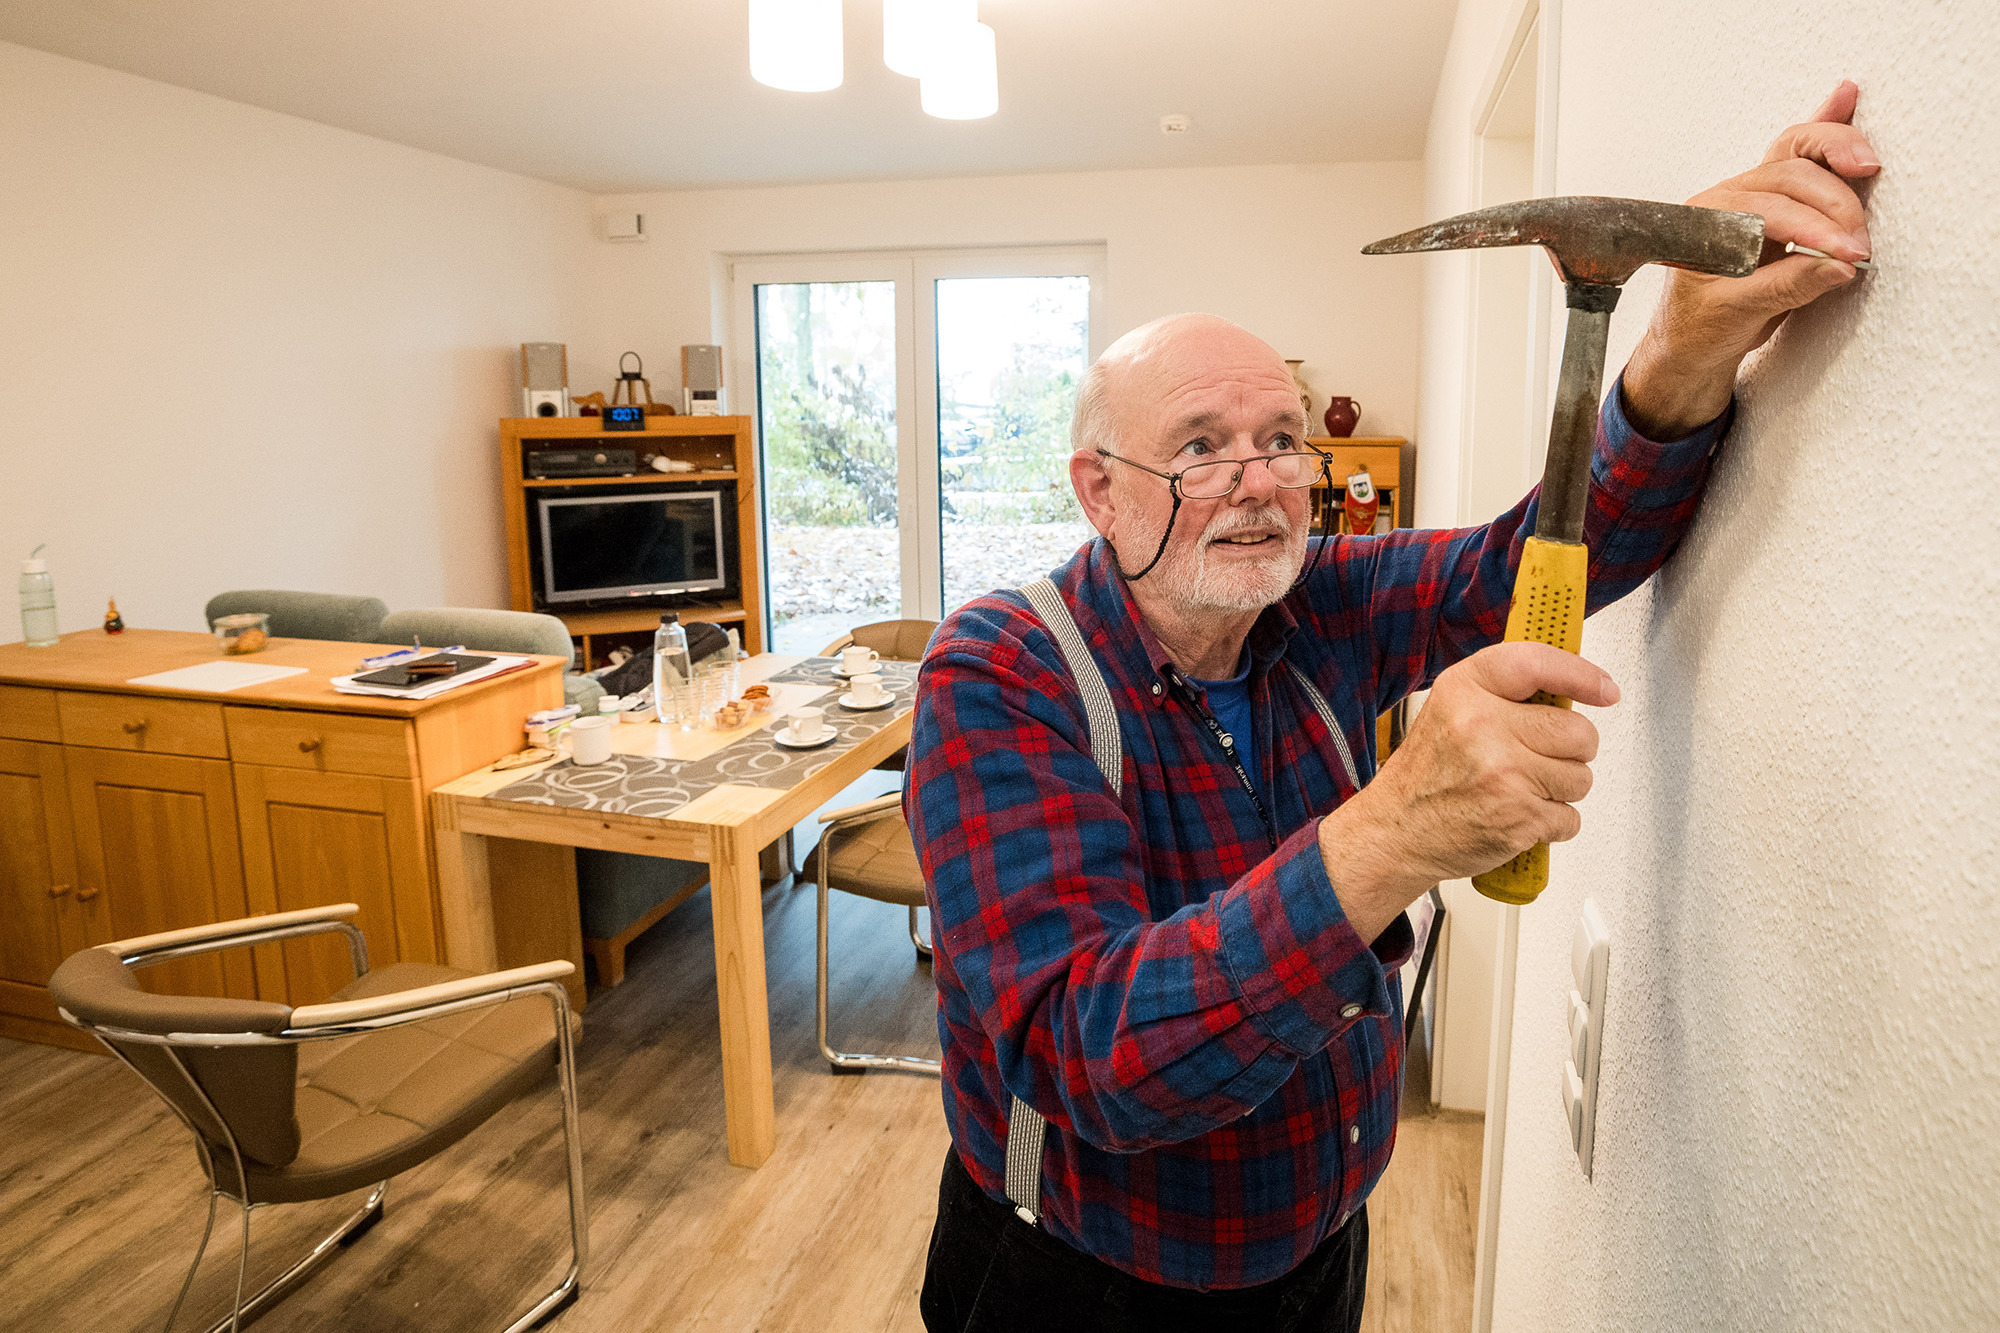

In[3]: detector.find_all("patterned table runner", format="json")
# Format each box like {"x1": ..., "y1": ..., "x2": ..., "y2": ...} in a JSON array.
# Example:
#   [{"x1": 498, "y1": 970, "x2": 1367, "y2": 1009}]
[{"x1": 488, "y1": 657, "x2": 918, "y2": 818}]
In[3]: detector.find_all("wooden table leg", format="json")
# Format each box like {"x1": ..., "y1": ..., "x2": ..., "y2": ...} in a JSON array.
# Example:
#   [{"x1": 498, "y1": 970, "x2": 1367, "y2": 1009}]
[
  {"x1": 710, "y1": 822, "x2": 776, "y2": 1167},
  {"x1": 432, "y1": 795, "x2": 498, "y2": 973}
]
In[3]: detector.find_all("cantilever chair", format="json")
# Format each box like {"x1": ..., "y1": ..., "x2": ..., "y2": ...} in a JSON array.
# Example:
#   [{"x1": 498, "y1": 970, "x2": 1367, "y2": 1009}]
[
  {"x1": 49, "y1": 904, "x2": 586, "y2": 1333},
  {"x1": 809, "y1": 794, "x2": 939, "y2": 1076},
  {"x1": 818, "y1": 617, "x2": 940, "y2": 664}
]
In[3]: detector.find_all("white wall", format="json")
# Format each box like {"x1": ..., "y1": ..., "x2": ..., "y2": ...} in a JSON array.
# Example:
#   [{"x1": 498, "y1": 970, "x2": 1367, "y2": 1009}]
[
  {"x1": 571, "y1": 163, "x2": 1424, "y2": 442},
  {"x1": 0, "y1": 42, "x2": 592, "y2": 639},
  {"x1": 1416, "y1": 1, "x2": 2000, "y2": 1327}
]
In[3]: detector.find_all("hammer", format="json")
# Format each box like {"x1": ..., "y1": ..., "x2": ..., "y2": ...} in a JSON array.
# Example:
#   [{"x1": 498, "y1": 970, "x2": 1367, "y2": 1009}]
[{"x1": 1363, "y1": 196, "x2": 1764, "y2": 905}]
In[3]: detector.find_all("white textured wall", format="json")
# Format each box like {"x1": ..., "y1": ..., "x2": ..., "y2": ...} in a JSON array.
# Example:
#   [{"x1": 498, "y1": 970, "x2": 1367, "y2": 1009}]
[
  {"x1": 0, "y1": 43, "x2": 591, "y2": 638},
  {"x1": 1431, "y1": 2, "x2": 2000, "y2": 1327},
  {"x1": 572, "y1": 162, "x2": 1425, "y2": 442}
]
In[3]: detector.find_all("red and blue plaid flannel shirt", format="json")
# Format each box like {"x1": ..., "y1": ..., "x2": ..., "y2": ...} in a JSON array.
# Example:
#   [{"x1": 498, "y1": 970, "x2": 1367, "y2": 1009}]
[{"x1": 905, "y1": 384, "x2": 1726, "y2": 1290}]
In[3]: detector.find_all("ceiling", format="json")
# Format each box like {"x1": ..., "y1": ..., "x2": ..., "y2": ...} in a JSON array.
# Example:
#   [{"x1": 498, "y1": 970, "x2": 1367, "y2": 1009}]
[{"x1": 0, "y1": 0, "x2": 1457, "y2": 194}]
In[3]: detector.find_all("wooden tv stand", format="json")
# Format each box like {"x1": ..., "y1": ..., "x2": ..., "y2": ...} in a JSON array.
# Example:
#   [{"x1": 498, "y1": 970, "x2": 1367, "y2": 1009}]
[{"x1": 500, "y1": 415, "x2": 762, "y2": 666}]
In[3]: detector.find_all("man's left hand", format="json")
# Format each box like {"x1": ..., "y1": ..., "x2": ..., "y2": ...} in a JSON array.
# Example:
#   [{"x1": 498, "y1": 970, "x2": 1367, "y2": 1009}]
[{"x1": 1621, "y1": 79, "x2": 1880, "y2": 439}]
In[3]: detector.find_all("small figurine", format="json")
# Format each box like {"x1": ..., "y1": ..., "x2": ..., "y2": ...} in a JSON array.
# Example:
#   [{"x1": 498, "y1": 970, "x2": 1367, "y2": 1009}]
[{"x1": 103, "y1": 598, "x2": 124, "y2": 634}]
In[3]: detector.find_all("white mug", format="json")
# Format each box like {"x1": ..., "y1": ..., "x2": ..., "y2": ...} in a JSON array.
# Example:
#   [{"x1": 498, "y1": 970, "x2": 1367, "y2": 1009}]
[
  {"x1": 841, "y1": 645, "x2": 880, "y2": 676},
  {"x1": 786, "y1": 706, "x2": 826, "y2": 743},
  {"x1": 848, "y1": 672, "x2": 885, "y2": 707},
  {"x1": 569, "y1": 715, "x2": 615, "y2": 765}
]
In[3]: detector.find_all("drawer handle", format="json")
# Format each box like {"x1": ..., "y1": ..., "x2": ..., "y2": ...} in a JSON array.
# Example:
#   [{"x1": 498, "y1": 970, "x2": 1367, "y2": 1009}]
[
  {"x1": 75, "y1": 887, "x2": 100, "y2": 902},
  {"x1": 122, "y1": 720, "x2": 149, "y2": 734},
  {"x1": 48, "y1": 883, "x2": 70, "y2": 898},
  {"x1": 298, "y1": 738, "x2": 323, "y2": 753}
]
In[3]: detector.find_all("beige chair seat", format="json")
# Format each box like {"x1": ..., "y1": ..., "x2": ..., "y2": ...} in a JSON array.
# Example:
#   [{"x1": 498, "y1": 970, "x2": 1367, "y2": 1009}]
[
  {"x1": 51, "y1": 905, "x2": 588, "y2": 1332},
  {"x1": 815, "y1": 815, "x2": 928, "y2": 909},
  {"x1": 260, "y1": 964, "x2": 574, "y2": 1204}
]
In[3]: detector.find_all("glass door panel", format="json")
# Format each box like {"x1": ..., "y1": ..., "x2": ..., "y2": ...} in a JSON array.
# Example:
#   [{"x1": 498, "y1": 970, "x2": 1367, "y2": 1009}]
[
  {"x1": 932, "y1": 275, "x2": 1093, "y2": 616},
  {"x1": 754, "y1": 280, "x2": 902, "y2": 654}
]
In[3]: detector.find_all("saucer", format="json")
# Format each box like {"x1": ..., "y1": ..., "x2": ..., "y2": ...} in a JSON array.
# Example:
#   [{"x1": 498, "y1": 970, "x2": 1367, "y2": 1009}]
[
  {"x1": 838, "y1": 691, "x2": 895, "y2": 711},
  {"x1": 829, "y1": 663, "x2": 879, "y2": 680},
  {"x1": 773, "y1": 726, "x2": 837, "y2": 750}
]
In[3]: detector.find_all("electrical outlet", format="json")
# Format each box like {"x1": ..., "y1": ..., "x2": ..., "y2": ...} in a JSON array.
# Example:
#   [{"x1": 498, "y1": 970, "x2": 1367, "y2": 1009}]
[{"x1": 1560, "y1": 898, "x2": 1610, "y2": 1178}]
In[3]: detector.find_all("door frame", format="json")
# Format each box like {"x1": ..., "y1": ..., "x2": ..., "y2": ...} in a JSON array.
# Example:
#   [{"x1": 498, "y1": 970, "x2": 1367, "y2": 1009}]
[
  {"x1": 1464, "y1": 1, "x2": 1562, "y2": 1328},
  {"x1": 728, "y1": 245, "x2": 1106, "y2": 632}
]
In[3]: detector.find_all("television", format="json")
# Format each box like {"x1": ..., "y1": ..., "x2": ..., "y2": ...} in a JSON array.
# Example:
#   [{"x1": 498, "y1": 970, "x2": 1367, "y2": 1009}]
[{"x1": 535, "y1": 488, "x2": 732, "y2": 606}]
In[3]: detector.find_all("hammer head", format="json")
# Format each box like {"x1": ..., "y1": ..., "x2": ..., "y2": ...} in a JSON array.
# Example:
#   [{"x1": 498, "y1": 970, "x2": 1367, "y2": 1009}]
[{"x1": 1363, "y1": 196, "x2": 1764, "y2": 288}]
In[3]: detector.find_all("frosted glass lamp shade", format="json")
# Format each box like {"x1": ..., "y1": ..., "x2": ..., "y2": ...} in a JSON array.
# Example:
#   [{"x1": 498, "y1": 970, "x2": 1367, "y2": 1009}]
[
  {"x1": 883, "y1": 0, "x2": 978, "y2": 78},
  {"x1": 920, "y1": 20, "x2": 997, "y2": 119},
  {"x1": 749, "y1": 0, "x2": 843, "y2": 92}
]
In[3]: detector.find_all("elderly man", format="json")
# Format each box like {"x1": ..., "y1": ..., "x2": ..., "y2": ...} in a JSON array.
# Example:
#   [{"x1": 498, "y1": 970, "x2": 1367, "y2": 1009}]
[{"x1": 906, "y1": 86, "x2": 1879, "y2": 1332}]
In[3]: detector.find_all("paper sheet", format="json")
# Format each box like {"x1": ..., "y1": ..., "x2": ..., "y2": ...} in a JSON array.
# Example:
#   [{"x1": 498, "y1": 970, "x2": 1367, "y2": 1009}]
[
  {"x1": 330, "y1": 654, "x2": 532, "y2": 701},
  {"x1": 126, "y1": 662, "x2": 310, "y2": 693}
]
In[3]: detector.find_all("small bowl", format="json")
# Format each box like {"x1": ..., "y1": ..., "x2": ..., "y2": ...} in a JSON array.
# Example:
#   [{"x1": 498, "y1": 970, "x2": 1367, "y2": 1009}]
[
  {"x1": 743, "y1": 694, "x2": 773, "y2": 713},
  {"x1": 212, "y1": 612, "x2": 271, "y2": 655}
]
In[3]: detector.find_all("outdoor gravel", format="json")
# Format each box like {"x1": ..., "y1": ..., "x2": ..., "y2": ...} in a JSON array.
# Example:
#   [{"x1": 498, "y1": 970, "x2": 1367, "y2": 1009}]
[{"x1": 767, "y1": 520, "x2": 1093, "y2": 652}]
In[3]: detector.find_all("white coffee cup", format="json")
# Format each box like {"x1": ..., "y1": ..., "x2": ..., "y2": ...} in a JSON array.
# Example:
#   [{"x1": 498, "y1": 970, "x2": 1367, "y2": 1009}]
[
  {"x1": 786, "y1": 706, "x2": 826, "y2": 743},
  {"x1": 841, "y1": 645, "x2": 879, "y2": 676},
  {"x1": 848, "y1": 672, "x2": 885, "y2": 707},
  {"x1": 569, "y1": 715, "x2": 615, "y2": 765}
]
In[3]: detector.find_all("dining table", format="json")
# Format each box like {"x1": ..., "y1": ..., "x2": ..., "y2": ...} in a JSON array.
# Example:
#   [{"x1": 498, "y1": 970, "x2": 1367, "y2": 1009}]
[{"x1": 429, "y1": 652, "x2": 917, "y2": 1168}]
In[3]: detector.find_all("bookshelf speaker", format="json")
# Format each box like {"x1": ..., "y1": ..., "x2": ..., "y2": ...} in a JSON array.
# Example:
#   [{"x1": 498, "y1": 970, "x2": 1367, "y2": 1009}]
[
  {"x1": 521, "y1": 342, "x2": 569, "y2": 417},
  {"x1": 682, "y1": 344, "x2": 723, "y2": 415}
]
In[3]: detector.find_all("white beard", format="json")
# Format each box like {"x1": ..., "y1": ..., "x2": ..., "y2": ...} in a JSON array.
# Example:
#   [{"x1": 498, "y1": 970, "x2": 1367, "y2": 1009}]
[{"x1": 1119, "y1": 499, "x2": 1307, "y2": 617}]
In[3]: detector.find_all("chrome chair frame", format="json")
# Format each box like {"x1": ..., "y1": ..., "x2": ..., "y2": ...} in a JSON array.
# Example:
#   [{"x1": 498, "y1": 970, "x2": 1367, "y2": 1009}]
[
  {"x1": 58, "y1": 905, "x2": 587, "y2": 1333},
  {"x1": 814, "y1": 795, "x2": 940, "y2": 1076}
]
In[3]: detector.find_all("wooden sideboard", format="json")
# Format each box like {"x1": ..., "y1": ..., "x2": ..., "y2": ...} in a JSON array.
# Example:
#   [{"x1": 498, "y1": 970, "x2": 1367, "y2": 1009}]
[{"x1": 0, "y1": 630, "x2": 564, "y2": 1051}]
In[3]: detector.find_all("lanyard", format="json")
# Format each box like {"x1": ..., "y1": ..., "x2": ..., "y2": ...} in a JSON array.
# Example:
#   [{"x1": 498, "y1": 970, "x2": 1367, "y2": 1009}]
[{"x1": 1165, "y1": 667, "x2": 1278, "y2": 852}]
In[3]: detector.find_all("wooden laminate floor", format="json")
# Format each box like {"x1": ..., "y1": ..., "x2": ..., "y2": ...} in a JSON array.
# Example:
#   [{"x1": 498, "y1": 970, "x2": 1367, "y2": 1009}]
[{"x1": 0, "y1": 850, "x2": 1481, "y2": 1332}]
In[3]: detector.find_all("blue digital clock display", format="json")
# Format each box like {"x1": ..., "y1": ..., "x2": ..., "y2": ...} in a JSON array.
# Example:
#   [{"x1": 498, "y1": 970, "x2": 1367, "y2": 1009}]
[{"x1": 604, "y1": 404, "x2": 646, "y2": 430}]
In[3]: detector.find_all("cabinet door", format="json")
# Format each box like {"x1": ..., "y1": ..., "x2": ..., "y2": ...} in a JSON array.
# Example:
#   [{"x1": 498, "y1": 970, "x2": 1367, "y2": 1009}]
[
  {"x1": 0, "y1": 739, "x2": 82, "y2": 990},
  {"x1": 64, "y1": 747, "x2": 255, "y2": 1000},
  {"x1": 234, "y1": 764, "x2": 433, "y2": 1005}
]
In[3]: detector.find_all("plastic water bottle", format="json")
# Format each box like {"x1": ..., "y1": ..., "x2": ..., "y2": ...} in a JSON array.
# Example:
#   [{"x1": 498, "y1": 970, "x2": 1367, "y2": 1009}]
[
  {"x1": 653, "y1": 613, "x2": 695, "y2": 731},
  {"x1": 18, "y1": 545, "x2": 58, "y2": 647}
]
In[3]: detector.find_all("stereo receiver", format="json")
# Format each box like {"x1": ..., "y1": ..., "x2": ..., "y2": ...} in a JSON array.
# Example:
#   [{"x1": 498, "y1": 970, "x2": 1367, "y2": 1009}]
[{"x1": 528, "y1": 448, "x2": 637, "y2": 479}]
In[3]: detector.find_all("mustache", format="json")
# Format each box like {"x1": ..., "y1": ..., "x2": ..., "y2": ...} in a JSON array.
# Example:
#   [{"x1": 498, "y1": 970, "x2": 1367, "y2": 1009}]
[{"x1": 1201, "y1": 505, "x2": 1296, "y2": 542}]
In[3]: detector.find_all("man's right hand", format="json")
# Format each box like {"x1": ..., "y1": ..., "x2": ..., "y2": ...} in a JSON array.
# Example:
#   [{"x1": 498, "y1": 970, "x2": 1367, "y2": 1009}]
[{"x1": 1317, "y1": 642, "x2": 1620, "y2": 942}]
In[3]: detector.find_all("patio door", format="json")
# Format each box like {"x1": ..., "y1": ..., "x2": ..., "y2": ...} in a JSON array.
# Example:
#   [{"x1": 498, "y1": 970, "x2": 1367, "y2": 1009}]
[{"x1": 732, "y1": 248, "x2": 1104, "y2": 654}]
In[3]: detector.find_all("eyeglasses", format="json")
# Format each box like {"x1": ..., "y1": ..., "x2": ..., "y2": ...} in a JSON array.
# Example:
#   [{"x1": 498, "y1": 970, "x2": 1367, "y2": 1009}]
[
  {"x1": 1096, "y1": 444, "x2": 1327, "y2": 500},
  {"x1": 1093, "y1": 441, "x2": 1331, "y2": 583}
]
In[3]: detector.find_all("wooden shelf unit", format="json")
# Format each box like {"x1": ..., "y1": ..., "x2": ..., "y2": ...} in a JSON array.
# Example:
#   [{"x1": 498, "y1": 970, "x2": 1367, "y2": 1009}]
[
  {"x1": 1307, "y1": 436, "x2": 1411, "y2": 530},
  {"x1": 500, "y1": 416, "x2": 763, "y2": 666},
  {"x1": 1306, "y1": 436, "x2": 1413, "y2": 757}
]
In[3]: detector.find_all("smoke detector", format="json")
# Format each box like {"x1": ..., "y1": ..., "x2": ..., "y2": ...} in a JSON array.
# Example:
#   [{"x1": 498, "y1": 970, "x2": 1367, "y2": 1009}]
[{"x1": 1159, "y1": 114, "x2": 1193, "y2": 136}]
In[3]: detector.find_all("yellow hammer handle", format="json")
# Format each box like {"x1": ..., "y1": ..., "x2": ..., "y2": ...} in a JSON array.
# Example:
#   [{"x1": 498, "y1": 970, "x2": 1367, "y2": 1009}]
[{"x1": 1471, "y1": 536, "x2": 1589, "y2": 906}]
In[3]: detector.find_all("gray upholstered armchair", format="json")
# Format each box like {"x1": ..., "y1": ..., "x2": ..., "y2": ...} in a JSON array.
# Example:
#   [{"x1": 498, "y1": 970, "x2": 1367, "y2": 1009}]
[{"x1": 203, "y1": 590, "x2": 388, "y2": 643}]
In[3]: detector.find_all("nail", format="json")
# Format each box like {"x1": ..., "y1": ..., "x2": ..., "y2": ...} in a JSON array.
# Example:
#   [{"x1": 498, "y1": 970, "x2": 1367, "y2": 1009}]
[
  {"x1": 1784, "y1": 241, "x2": 1875, "y2": 272},
  {"x1": 1601, "y1": 674, "x2": 1620, "y2": 704}
]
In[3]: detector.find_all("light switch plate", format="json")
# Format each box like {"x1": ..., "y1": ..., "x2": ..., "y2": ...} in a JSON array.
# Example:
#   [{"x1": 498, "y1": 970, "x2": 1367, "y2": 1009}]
[{"x1": 1569, "y1": 899, "x2": 1610, "y2": 1179}]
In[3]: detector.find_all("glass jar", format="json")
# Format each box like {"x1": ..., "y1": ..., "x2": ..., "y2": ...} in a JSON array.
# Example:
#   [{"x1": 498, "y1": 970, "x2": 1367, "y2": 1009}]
[{"x1": 212, "y1": 612, "x2": 271, "y2": 655}]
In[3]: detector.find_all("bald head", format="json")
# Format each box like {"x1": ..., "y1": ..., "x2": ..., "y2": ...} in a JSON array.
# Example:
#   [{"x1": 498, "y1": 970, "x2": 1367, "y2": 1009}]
[{"x1": 1070, "y1": 314, "x2": 1298, "y2": 460}]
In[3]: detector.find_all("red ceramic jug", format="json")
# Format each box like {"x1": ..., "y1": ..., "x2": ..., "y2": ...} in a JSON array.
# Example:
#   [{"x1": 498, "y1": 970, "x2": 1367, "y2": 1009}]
[{"x1": 1322, "y1": 396, "x2": 1360, "y2": 438}]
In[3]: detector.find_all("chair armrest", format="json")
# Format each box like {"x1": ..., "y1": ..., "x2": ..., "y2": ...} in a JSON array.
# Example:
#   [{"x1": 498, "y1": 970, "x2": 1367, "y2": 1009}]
[
  {"x1": 818, "y1": 792, "x2": 903, "y2": 826},
  {"x1": 105, "y1": 904, "x2": 361, "y2": 961},
  {"x1": 287, "y1": 960, "x2": 575, "y2": 1030}
]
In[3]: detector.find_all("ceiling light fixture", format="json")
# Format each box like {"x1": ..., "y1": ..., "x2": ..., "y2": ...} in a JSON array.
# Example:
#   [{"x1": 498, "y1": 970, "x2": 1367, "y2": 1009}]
[
  {"x1": 748, "y1": 0, "x2": 843, "y2": 93},
  {"x1": 882, "y1": 0, "x2": 976, "y2": 78},
  {"x1": 919, "y1": 18, "x2": 998, "y2": 120}
]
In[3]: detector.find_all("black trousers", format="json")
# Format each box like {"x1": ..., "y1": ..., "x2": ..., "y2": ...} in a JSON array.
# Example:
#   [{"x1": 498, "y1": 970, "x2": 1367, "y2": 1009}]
[{"x1": 920, "y1": 1150, "x2": 1368, "y2": 1333}]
